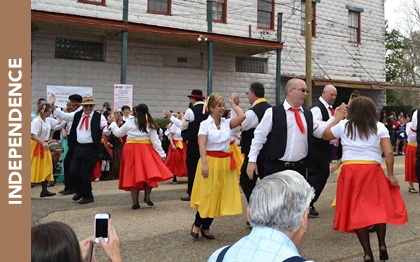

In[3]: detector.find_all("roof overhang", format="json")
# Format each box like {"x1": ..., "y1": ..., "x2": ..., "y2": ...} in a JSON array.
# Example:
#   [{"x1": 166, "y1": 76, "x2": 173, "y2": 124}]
[{"x1": 31, "y1": 10, "x2": 282, "y2": 55}]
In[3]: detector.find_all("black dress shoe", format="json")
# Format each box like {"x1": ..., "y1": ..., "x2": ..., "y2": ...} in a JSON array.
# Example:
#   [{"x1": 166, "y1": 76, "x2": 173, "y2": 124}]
[
  {"x1": 180, "y1": 196, "x2": 191, "y2": 201},
  {"x1": 72, "y1": 194, "x2": 82, "y2": 201},
  {"x1": 308, "y1": 206, "x2": 319, "y2": 218},
  {"x1": 132, "y1": 204, "x2": 140, "y2": 210},
  {"x1": 200, "y1": 229, "x2": 215, "y2": 240},
  {"x1": 40, "y1": 191, "x2": 56, "y2": 197},
  {"x1": 79, "y1": 197, "x2": 94, "y2": 204},
  {"x1": 144, "y1": 198, "x2": 154, "y2": 206},
  {"x1": 59, "y1": 190, "x2": 75, "y2": 195},
  {"x1": 190, "y1": 224, "x2": 199, "y2": 239}
]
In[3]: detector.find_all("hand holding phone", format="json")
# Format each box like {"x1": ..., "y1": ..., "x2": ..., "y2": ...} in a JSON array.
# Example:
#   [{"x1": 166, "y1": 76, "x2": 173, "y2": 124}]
[{"x1": 94, "y1": 213, "x2": 110, "y2": 243}]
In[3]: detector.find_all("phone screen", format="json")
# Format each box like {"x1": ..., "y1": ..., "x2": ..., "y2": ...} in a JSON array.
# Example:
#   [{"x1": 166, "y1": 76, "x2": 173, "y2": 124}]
[{"x1": 95, "y1": 218, "x2": 108, "y2": 239}]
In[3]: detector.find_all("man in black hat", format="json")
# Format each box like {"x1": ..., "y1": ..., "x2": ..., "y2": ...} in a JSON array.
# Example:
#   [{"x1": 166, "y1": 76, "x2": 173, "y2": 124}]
[
  {"x1": 164, "y1": 89, "x2": 207, "y2": 201},
  {"x1": 50, "y1": 94, "x2": 83, "y2": 195},
  {"x1": 50, "y1": 94, "x2": 110, "y2": 204}
]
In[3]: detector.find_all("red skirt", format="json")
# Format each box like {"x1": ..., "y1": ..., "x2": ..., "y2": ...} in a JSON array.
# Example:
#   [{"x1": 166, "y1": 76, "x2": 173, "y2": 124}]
[
  {"x1": 92, "y1": 161, "x2": 102, "y2": 180},
  {"x1": 119, "y1": 142, "x2": 172, "y2": 191},
  {"x1": 405, "y1": 143, "x2": 418, "y2": 183},
  {"x1": 334, "y1": 162, "x2": 408, "y2": 232},
  {"x1": 165, "y1": 140, "x2": 188, "y2": 177}
]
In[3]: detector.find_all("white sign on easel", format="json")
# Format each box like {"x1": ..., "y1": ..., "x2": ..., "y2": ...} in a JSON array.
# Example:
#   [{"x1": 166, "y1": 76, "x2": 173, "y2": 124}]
[
  {"x1": 47, "y1": 86, "x2": 93, "y2": 109},
  {"x1": 113, "y1": 84, "x2": 133, "y2": 111}
]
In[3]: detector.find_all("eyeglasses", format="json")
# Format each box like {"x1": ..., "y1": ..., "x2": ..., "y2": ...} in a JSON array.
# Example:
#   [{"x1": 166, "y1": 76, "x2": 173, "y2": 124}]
[
  {"x1": 83, "y1": 105, "x2": 94, "y2": 108},
  {"x1": 291, "y1": 88, "x2": 309, "y2": 94},
  {"x1": 246, "y1": 91, "x2": 252, "y2": 95}
]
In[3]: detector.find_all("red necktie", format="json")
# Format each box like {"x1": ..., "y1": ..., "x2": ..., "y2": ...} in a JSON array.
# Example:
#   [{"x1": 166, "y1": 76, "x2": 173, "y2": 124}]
[
  {"x1": 329, "y1": 107, "x2": 335, "y2": 116},
  {"x1": 79, "y1": 115, "x2": 90, "y2": 130},
  {"x1": 288, "y1": 108, "x2": 305, "y2": 134}
]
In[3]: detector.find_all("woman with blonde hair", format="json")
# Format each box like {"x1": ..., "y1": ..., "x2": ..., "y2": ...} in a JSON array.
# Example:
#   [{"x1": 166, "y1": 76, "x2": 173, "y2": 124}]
[
  {"x1": 323, "y1": 96, "x2": 408, "y2": 262},
  {"x1": 108, "y1": 103, "x2": 172, "y2": 209},
  {"x1": 190, "y1": 93, "x2": 245, "y2": 239}
]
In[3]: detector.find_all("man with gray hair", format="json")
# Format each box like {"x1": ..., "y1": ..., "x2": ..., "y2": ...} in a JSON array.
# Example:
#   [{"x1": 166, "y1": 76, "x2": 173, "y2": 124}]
[{"x1": 208, "y1": 170, "x2": 315, "y2": 262}]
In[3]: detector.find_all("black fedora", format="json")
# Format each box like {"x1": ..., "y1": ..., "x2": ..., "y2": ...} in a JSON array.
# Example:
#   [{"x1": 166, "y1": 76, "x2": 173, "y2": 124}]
[{"x1": 187, "y1": 89, "x2": 205, "y2": 99}]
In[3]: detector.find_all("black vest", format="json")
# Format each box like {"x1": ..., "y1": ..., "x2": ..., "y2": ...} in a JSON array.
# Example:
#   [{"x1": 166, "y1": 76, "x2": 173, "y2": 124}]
[
  {"x1": 416, "y1": 109, "x2": 420, "y2": 157},
  {"x1": 69, "y1": 111, "x2": 102, "y2": 148},
  {"x1": 241, "y1": 101, "x2": 271, "y2": 155},
  {"x1": 311, "y1": 99, "x2": 331, "y2": 151},
  {"x1": 181, "y1": 103, "x2": 208, "y2": 143},
  {"x1": 266, "y1": 103, "x2": 313, "y2": 160}
]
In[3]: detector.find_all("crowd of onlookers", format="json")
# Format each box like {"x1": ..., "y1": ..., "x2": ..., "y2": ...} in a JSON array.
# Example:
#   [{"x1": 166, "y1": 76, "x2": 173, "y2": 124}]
[{"x1": 380, "y1": 110, "x2": 412, "y2": 156}]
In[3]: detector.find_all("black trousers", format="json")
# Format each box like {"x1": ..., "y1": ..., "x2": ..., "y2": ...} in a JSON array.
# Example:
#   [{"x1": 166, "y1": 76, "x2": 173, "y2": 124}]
[
  {"x1": 307, "y1": 147, "x2": 331, "y2": 206},
  {"x1": 240, "y1": 155, "x2": 266, "y2": 203},
  {"x1": 416, "y1": 157, "x2": 420, "y2": 192},
  {"x1": 63, "y1": 145, "x2": 75, "y2": 191},
  {"x1": 194, "y1": 211, "x2": 214, "y2": 230},
  {"x1": 186, "y1": 142, "x2": 200, "y2": 196},
  {"x1": 264, "y1": 159, "x2": 307, "y2": 178},
  {"x1": 70, "y1": 144, "x2": 100, "y2": 198}
]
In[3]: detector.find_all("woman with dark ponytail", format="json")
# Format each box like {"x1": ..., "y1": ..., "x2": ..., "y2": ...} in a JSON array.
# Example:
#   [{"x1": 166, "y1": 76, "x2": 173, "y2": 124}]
[{"x1": 108, "y1": 104, "x2": 172, "y2": 209}]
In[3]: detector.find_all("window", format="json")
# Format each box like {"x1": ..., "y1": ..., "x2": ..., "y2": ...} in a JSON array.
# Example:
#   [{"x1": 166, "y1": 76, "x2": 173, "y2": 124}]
[
  {"x1": 55, "y1": 38, "x2": 105, "y2": 62},
  {"x1": 211, "y1": 0, "x2": 227, "y2": 23},
  {"x1": 348, "y1": 11, "x2": 361, "y2": 43},
  {"x1": 236, "y1": 57, "x2": 267, "y2": 74},
  {"x1": 77, "y1": 0, "x2": 106, "y2": 6},
  {"x1": 257, "y1": 0, "x2": 274, "y2": 30},
  {"x1": 301, "y1": 0, "x2": 316, "y2": 36},
  {"x1": 148, "y1": 0, "x2": 171, "y2": 15}
]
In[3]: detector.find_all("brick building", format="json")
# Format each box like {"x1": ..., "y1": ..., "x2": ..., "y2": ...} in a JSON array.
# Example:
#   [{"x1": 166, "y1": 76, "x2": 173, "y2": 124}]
[{"x1": 31, "y1": 0, "x2": 387, "y2": 115}]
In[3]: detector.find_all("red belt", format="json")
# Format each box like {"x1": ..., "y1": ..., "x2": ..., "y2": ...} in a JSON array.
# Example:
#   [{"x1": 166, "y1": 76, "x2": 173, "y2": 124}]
[
  {"x1": 206, "y1": 151, "x2": 236, "y2": 170},
  {"x1": 32, "y1": 139, "x2": 45, "y2": 159}
]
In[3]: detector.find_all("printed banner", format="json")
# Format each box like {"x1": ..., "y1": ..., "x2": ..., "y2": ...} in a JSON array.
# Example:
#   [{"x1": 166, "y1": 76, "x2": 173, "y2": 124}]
[
  {"x1": 46, "y1": 86, "x2": 93, "y2": 109},
  {"x1": 113, "y1": 84, "x2": 133, "y2": 111}
]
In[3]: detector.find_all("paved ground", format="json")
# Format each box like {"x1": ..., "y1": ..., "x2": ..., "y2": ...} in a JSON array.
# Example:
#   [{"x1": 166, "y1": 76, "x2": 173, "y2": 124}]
[{"x1": 31, "y1": 156, "x2": 420, "y2": 262}]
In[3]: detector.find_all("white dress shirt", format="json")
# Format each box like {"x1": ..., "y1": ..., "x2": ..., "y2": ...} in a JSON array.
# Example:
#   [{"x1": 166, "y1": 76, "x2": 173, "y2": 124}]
[
  {"x1": 109, "y1": 118, "x2": 166, "y2": 158},
  {"x1": 75, "y1": 111, "x2": 109, "y2": 144},
  {"x1": 171, "y1": 101, "x2": 205, "y2": 130},
  {"x1": 198, "y1": 116, "x2": 232, "y2": 152},
  {"x1": 248, "y1": 100, "x2": 308, "y2": 162},
  {"x1": 122, "y1": 115, "x2": 134, "y2": 122},
  {"x1": 411, "y1": 110, "x2": 418, "y2": 133},
  {"x1": 53, "y1": 106, "x2": 83, "y2": 134},
  {"x1": 31, "y1": 116, "x2": 58, "y2": 141},
  {"x1": 230, "y1": 100, "x2": 261, "y2": 131},
  {"x1": 331, "y1": 120, "x2": 389, "y2": 164},
  {"x1": 311, "y1": 97, "x2": 336, "y2": 140}
]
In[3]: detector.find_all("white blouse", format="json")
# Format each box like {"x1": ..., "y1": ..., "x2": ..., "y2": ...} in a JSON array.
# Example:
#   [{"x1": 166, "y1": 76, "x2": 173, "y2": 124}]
[
  {"x1": 407, "y1": 122, "x2": 417, "y2": 143},
  {"x1": 109, "y1": 118, "x2": 166, "y2": 158},
  {"x1": 331, "y1": 120, "x2": 389, "y2": 164},
  {"x1": 31, "y1": 116, "x2": 58, "y2": 141},
  {"x1": 169, "y1": 123, "x2": 183, "y2": 141},
  {"x1": 198, "y1": 116, "x2": 232, "y2": 152}
]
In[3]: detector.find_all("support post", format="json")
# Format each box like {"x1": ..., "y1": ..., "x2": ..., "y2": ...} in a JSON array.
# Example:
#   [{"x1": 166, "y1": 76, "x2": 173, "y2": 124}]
[
  {"x1": 276, "y1": 13, "x2": 283, "y2": 106},
  {"x1": 207, "y1": 0, "x2": 213, "y2": 96},
  {"x1": 121, "y1": 0, "x2": 129, "y2": 84},
  {"x1": 305, "y1": 0, "x2": 312, "y2": 107}
]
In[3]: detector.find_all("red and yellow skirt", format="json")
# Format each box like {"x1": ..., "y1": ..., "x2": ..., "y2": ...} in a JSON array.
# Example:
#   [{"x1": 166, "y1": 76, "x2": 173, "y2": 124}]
[
  {"x1": 334, "y1": 161, "x2": 408, "y2": 232},
  {"x1": 31, "y1": 140, "x2": 54, "y2": 183},
  {"x1": 191, "y1": 151, "x2": 243, "y2": 218},
  {"x1": 229, "y1": 141, "x2": 244, "y2": 177},
  {"x1": 405, "y1": 142, "x2": 418, "y2": 183},
  {"x1": 165, "y1": 139, "x2": 188, "y2": 177},
  {"x1": 119, "y1": 139, "x2": 172, "y2": 191}
]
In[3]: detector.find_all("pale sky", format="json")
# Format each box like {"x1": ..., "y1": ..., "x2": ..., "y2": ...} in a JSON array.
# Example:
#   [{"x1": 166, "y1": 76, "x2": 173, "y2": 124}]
[{"x1": 385, "y1": 0, "x2": 420, "y2": 33}]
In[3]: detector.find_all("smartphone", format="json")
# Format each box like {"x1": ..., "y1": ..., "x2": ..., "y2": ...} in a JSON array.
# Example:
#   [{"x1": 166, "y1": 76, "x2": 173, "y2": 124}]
[
  {"x1": 94, "y1": 212, "x2": 110, "y2": 243},
  {"x1": 87, "y1": 241, "x2": 94, "y2": 262}
]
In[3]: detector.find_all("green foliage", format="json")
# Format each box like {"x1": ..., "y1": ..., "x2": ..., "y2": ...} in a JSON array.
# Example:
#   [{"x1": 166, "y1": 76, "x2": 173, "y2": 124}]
[
  {"x1": 385, "y1": 90, "x2": 403, "y2": 106},
  {"x1": 154, "y1": 118, "x2": 171, "y2": 131}
]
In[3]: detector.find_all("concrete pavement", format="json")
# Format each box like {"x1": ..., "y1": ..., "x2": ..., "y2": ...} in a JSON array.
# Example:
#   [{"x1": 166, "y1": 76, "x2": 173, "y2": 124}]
[{"x1": 31, "y1": 156, "x2": 420, "y2": 262}]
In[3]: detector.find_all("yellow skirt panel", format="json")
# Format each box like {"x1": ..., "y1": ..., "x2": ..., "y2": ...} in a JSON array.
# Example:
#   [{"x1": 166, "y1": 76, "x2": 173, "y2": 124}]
[
  {"x1": 229, "y1": 143, "x2": 244, "y2": 177},
  {"x1": 31, "y1": 140, "x2": 54, "y2": 183},
  {"x1": 191, "y1": 156, "x2": 243, "y2": 218}
]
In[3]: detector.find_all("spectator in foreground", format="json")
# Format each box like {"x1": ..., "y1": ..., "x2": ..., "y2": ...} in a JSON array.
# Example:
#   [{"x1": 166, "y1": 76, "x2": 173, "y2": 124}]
[
  {"x1": 31, "y1": 220, "x2": 122, "y2": 262},
  {"x1": 208, "y1": 170, "x2": 315, "y2": 262}
]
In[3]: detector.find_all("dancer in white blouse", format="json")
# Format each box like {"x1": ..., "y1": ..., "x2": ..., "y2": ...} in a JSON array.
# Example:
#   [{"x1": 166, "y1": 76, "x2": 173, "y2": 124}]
[{"x1": 108, "y1": 103, "x2": 172, "y2": 209}]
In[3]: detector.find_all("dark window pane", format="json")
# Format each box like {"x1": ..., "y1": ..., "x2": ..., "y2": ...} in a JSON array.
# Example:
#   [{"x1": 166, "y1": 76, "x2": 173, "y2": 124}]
[{"x1": 55, "y1": 38, "x2": 105, "y2": 61}]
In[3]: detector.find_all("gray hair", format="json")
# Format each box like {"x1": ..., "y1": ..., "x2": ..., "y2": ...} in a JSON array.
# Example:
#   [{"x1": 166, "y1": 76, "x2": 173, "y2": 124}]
[{"x1": 249, "y1": 170, "x2": 315, "y2": 233}]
